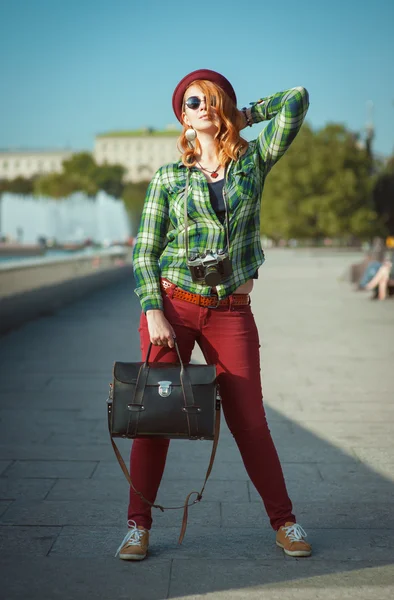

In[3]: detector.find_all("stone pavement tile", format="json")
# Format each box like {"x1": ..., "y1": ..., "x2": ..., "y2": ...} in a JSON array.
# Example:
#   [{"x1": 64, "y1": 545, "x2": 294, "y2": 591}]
[
  {"x1": 289, "y1": 407, "x2": 394, "y2": 423},
  {"x1": 91, "y1": 461, "x2": 125, "y2": 480},
  {"x1": 294, "y1": 381, "x2": 393, "y2": 394},
  {"x1": 168, "y1": 559, "x2": 394, "y2": 600},
  {"x1": 51, "y1": 523, "x2": 225, "y2": 558},
  {"x1": 43, "y1": 431, "x2": 112, "y2": 446},
  {"x1": 0, "y1": 390, "x2": 104, "y2": 410},
  {"x1": 49, "y1": 525, "x2": 127, "y2": 557},
  {"x1": 94, "y1": 457, "x2": 251, "y2": 481},
  {"x1": 157, "y1": 479, "x2": 249, "y2": 504},
  {"x1": 0, "y1": 443, "x2": 115, "y2": 461},
  {"x1": 163, "y1": 458, "x2": 323, "y2": 482},
  {"x1": 328, "y1": 435, "x2": 394, "y2": 449},
  {"x1": 318, "y1": 462, "x2": 394, "y2": 484},
  {"x1": 352, "y1": 448, "x2": 394, "y2": 465},
  {"x1": 274, "y1": 441, "x2": 357, "y2": 463},
  {"x1": 297, "y1": 398, "x2": 394, "y2": 413},
  {"x1": 0, "y1": 428, "x2": 45, "y2": 445},
  {"x1": 165, "y1": 437, "x2": 241, "y2": 462},
  {"x1": 0, "y1": 478, "x2": 55, "y2": 500},
  {"x1": 296, "y1": 421, "x2": 394, "y2": 440},
  {"x1": 280, "y1": 463, "x2": 323, "y2": 483},
  {"x1": 49, "y1": 526, "x2": 282, "y2": 561},
  {"x1": 46, "y1": 478, "x2": 129, "y2": 501},
  {"x1": 146, "y1": 500, "x2": 220, "y2": 529},
  {"x1": 0, "y1": 460, "x2": 12, "y2": 475},
  {"x1": 261, "y1": 397, "x2": 304, "y2": 414},
  {"x1": 300, "y1": 528, "x2": 394, "y2": 561},
  {"x1": 0, "y1": 499, "x2": 125, "y2": 526},
  {"x1": 46, "y1": 376, "x2": 111, "y2": 392},
  {"x1": 298, "y1": 400, "x2": 394, "y2": 415},
  {"x1": 0, "y1": 373, "x2": 52, "y2": 391},
  {"x1": 0, "y1": 425, "x2": 104, "y2": 449},
  {"x1": 43, "y1": 443, "x2": 115, "y2": 461},
  {"x1": 249, "y1": 479, "x2": 394, "y2": 504},
  {"x1": 0, "y1": 556, "x2": 171, "y2": 600},
  {"x1": 149, "y1": 526, "x2": 285, "y2": 560},
  {"x1": 0, "y1": 498, "x2": 220, "y2": 528},
  {"x1": 0, "y1": 500, "x2": 13, "y2": 517},
  {"x1": 0, "y1": 408, "x2": 98, "y2": 434},
  {"x1": 285, "y1": 391, "x2": 392, "y2": 405},
  {"x1": 287, "y1": 427, "x2": 394, "y2": 449},
  {"x1": 47, "y1": 477, "x2": 249, "y2": 503},
  {"x1": 221, "y1": 502, "x2": 394, "y2": 530},
  {"x1": 0, "y1": 525, "x2": 61, "y2": 556},
  {"x1": 2, "y1": 460, "x2": 98, "y2": 479}
]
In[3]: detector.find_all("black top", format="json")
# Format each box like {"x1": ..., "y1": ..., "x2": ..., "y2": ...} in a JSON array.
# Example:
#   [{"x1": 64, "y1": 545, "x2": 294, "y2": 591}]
[
  {"x1": 207, "y1": 179, "x2": 226, "y2": 224},
  {"x1": 207, "y1": 180, "x2": 258, "y2": 280}
]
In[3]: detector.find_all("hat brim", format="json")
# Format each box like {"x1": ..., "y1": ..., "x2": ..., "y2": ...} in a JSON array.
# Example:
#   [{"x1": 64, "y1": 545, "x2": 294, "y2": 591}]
[{"x1": 172, "y1": 69, "x2": 237, "y2": 123}]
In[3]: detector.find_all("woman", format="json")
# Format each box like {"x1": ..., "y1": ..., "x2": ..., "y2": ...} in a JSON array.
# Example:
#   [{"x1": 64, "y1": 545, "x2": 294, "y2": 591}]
[
  {"x1": 363, "y1": 257, "x2": 394, "y2": 299},
  {"x1": 116, "y1": 69, "x2": 311, "y2": 560}
]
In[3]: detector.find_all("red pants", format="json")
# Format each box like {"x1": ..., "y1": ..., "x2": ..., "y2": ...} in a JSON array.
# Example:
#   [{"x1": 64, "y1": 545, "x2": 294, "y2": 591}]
[{"x1": 128, "y1": 292, "x2": 296, "y2": 531}]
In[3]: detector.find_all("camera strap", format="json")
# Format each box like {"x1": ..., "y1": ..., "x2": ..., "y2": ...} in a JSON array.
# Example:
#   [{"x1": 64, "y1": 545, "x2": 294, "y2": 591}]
[{"x1": 183, "y1": 168, "x2": 231, "y2": 260}]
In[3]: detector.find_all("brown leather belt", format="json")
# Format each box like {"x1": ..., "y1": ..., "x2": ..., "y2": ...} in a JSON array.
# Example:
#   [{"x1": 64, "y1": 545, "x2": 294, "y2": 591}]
[{"x1": 160, "y1": 278, "x2": 250, "y2": 308}]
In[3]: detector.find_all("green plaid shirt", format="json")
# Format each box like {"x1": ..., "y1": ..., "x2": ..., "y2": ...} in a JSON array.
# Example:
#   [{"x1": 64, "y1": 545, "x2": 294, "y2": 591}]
[{"x1": 133, "y1": 87, "x2": 309, "y2": 312}]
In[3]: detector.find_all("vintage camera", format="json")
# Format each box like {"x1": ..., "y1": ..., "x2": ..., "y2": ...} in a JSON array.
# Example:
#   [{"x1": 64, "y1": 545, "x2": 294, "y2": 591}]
[{"x1": 187, "y1": 250, "x2": 233, "y2": 286}]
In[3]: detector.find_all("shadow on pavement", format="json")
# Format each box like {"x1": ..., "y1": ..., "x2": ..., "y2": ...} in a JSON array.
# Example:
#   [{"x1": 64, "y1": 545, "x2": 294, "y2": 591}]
[{"x1": 0, "y1": 273, "x2": 393, "y2": 599}]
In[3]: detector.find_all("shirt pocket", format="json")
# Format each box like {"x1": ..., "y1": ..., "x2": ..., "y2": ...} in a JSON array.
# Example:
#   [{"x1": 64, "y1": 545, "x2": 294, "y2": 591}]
[
  {"x1": 168, "y1": 181, "x2": 201, "y2": 224},
  {"x1": 168, "y1": 182, "x2": 186, "y2": 223},
  {"x1": 231, "y1": 160, "x2": 259, "y2": 201}
]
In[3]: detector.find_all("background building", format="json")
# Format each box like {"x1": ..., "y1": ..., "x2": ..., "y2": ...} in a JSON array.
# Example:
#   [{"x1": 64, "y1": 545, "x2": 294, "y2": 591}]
[
  {"x1": 94, "y1": 127, "x2": 181, "y2": 182},
  {"x1": 0, "y1": 149, "x2": 73, "y2": 180},
  {"x1": 0, "y1": 127, "x2": 183, "y2": 184}
]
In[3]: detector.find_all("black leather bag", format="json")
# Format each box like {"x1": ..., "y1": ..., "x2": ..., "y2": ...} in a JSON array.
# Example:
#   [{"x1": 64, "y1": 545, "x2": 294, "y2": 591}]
[{"x1": 107, "y1": 341, "x2": 221, "y2": 543}]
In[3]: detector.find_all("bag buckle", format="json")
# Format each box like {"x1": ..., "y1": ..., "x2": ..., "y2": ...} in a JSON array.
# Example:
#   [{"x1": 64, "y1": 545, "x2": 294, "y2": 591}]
[{"x1": 158, "y1": 380, "x2": 172, "y2": 397}]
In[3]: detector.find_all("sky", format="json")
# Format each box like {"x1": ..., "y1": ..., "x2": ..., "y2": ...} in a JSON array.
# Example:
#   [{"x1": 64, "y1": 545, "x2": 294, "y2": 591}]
[{"x1": 0, "y1": 0, "x2": 393, "y2": 156}]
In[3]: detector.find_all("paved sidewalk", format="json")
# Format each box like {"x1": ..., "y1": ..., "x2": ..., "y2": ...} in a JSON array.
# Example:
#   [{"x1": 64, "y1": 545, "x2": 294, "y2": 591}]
[{"x1": 0, "y1": 249, "x2": 393, "y2": 600}]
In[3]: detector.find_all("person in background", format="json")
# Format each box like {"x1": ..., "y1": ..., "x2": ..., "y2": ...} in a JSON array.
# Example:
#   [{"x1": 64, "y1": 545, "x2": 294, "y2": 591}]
[{"x1": 363, "y1": 256, "x2": 394, "y2": 300}]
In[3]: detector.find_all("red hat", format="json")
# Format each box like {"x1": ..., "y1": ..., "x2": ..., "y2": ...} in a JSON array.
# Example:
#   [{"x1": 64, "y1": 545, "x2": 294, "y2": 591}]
[{"x1": 172, "y1": 69, "x2": 237, "y2": 123}]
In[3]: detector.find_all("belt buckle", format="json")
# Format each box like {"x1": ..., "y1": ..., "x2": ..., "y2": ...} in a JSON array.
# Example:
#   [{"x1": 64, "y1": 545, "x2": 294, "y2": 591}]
[{"x1": 208, "y1": 294, "x2": 221, "y2": 309}]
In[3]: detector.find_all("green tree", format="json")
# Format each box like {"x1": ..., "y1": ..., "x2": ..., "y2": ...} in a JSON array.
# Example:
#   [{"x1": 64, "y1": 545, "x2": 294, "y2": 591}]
[
  {"x1": 62, "y1": 152, "x2": 125, "y2": 197},
  {"x1": 94, "y1": 164, "x2": 126, "y2": 198},
  {"x1": 34, "y1": 173, "x2": 83, "y2": 199},
  {"x1": 122, "y1": 181, "x2": 150, "y2": 236},
  {"x1": 261, "y1": 123, "x2": 379, "y2": 242},
  {"x1": 372, "y1": 158, "x2": 394, "y2": 236},
  {"x1": 0, "y1": 177, "x2": 35, "y2": 195},
  {"x1": 62, "y1": 152, "x2": 97, "y2": 179}
]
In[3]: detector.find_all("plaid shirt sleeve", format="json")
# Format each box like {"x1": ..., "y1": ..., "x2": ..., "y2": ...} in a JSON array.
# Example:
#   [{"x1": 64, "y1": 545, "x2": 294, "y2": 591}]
[
  {"x1": 132, "y1": 169, "x2": 169, "y2": 313},
  {"x1": 249, "y1": 87, "x2": 309, "y2": 173}
]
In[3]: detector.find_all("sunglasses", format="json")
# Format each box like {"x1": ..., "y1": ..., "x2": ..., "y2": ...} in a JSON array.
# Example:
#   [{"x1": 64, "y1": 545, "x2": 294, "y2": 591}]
[{"x1": 184, "y1": 96, "x2": 217, "y2": 110}]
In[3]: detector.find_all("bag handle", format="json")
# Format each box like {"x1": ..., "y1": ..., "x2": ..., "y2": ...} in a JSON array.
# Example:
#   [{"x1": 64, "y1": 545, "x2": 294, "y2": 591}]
[
  {"x1": 107, "y1": 390, "x2": 221, "y2": 544},
  {"x1": 132, "y1": 341, "x2": 199, "y2": 438}
]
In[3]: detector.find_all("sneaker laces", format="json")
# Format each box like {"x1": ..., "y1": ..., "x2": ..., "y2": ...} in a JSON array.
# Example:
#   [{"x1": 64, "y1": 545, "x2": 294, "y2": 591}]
[
  {"x1": 115, "y1": 520, "x2": 145, "y2": 557},
  {"x1": 282, "y1": 523, "x2": 307, "y2": 543}
]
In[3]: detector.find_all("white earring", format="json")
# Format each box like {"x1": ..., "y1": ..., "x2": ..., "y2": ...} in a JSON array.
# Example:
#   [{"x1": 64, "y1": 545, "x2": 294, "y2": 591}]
[{"x1": 185, "y1": 128, "x2": 197, "y2": 143}]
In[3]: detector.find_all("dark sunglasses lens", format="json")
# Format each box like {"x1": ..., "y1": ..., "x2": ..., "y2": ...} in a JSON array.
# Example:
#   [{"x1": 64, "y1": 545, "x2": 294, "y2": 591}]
[{"x1": 185, "y1": 96, "x2": 201, "y2": 110}]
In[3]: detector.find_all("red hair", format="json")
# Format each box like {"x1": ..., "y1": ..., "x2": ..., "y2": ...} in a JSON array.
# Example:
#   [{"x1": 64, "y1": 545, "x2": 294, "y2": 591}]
[{"x1": 178, "y1": 80, "x2": 248, "y2": 168}]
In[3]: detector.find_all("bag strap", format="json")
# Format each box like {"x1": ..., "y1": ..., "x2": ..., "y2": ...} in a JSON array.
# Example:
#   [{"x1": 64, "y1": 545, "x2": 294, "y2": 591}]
[{"x1": 107, "y1": 391, "x2": 221, "y2": 544}]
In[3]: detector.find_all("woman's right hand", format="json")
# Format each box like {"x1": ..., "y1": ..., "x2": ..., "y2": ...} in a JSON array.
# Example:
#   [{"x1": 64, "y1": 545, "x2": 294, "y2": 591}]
[{"x1": 146, "y1": 309, "x2": 176, "y2": 348}]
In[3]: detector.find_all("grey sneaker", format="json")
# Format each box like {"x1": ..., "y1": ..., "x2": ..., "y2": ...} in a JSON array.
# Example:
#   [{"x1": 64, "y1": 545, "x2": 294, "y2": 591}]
[{"x1": 115, "y1": 520, "x2": 149, "y2": 561}]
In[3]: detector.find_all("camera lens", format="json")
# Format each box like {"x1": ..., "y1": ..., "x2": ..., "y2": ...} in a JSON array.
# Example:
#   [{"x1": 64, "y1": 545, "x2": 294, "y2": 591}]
[{"x1": 204, "y1": 266, "x2": 221, "y2": 286}]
